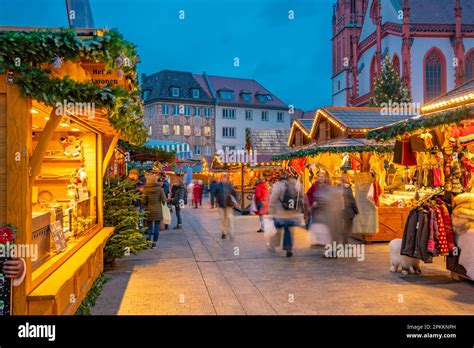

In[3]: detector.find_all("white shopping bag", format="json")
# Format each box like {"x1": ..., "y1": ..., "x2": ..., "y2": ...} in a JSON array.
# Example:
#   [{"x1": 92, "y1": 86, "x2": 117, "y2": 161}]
[
  {"x1": 263, "y1": 217, "x2": 278, "y2": 246},
  {"x1": 162, "y1": 203, "x2": 171, "y2": 225},
  {"x1": 308, "y1": 223, "x2": 331, "y2": 246}
]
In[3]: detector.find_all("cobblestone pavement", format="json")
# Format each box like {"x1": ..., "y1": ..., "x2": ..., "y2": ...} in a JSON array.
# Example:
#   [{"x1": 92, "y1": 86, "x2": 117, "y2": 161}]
[{"x1": 93, "y1": 202, "x2": 474, "y2": 315}]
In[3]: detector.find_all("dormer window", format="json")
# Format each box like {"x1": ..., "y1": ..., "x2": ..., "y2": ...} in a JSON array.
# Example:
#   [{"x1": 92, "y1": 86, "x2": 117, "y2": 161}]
[
  {"x1": 241, "y1": 92, "x2": 252, "y2": 102},
  {"x1": 257, "y1": 94, "x2": 267, "y2": 103},
  {"x1": 192, "y1": 89, "x2": 200, "y2": 98},
  {"x1": 171, "y1": 87, "x2": 180, "y2": 97},
  {"x1": 219, "y1": 90, "x2": 234, "y2": 100},
  {"x1": 142, "y1": 89, "x2": 151, "y2": 100},
  {"x1": 266, "y1": 95, "x2": 273, "y2": 101}
]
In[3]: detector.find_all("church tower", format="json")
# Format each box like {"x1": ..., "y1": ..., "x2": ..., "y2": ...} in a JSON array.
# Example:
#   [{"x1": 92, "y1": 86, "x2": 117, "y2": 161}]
[{"x1": 332, "y1": 0, "x2": 368, "y2": 106}]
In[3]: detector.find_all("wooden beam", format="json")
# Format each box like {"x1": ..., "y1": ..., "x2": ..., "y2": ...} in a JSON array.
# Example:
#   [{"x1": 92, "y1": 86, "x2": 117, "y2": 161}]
[
  {"x1": 6, "y1": 82, "x2": 32, "y2": 315},
  {"x1": 29, "y1": 107, "x2": 61, "y2": 179},
  {"x1": 102, "y1": 132, "x2": 120, "y2": 177}
]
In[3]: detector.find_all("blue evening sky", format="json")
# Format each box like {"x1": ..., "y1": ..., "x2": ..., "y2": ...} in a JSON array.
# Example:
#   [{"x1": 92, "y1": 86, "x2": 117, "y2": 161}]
[{"x1": 0, "y1": 0, "x2": 334, "y2": 110}]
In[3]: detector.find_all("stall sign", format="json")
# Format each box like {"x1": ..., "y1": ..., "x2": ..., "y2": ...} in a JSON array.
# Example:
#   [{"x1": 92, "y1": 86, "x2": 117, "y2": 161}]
[{"x1": 81, "y1": 62, "x2": 128, "y2": 89}]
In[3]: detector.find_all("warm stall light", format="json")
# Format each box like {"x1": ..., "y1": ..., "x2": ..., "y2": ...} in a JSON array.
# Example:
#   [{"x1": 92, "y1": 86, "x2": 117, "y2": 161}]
[
  {"x1": 44, "y1": 117, "x2": 50, "y2": 121},
  {"x1": 31, "y1": 109, "x2": 39, "y2": 114},
  {"x1": 60, "y1": 123, "x2": 70, "y2": 127},
  {"x1": 71, "y1": 128, "x2": 80, "y2": 132}
]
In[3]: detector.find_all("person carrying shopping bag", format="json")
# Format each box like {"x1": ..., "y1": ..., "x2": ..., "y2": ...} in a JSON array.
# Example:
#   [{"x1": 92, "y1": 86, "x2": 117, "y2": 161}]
[
  {"x1": 142, "y1": 175, "x2": 166, "y2": 249},
  {"x1": 215, "y1": 174, "x2": 239, "y2": 239},
  {"x1": 170, "y1": 180, "x2": 187, "y2": 229},
  {"x1": 269, "y1": 174, "x2": 303, "y2": 257},
  {"x1": 254, "y1": 179, "x2": 269, "y2": 233}
]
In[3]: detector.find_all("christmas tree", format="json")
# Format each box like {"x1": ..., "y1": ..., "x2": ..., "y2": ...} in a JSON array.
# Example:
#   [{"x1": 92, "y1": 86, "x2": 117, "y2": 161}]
[
  {"x1": 369, "y1": 53, "x2": 412, "y2": 107},
  {"x1": 103, "y1": 177, "x2": 149, "y2": 265}
]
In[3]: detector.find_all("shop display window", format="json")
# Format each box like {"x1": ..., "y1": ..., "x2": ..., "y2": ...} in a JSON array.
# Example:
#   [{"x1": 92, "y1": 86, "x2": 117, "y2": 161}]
[{"x1": 30, "y1": 112, "x2": 99, "y2": 274}]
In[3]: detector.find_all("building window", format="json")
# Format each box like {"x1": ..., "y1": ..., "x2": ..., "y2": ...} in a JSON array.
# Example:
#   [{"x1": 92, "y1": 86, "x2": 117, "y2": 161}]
[
  {"x1": 173, "y1": 125, "x2": 181, "y2": 135},
  {"x1": 370, "y1": 55, "x2": 377, "y2": 92},
  {"x1": 266, "y1": 95, "x2": 273, "y2": 101},
  {"x1": 219, "y1": 90, "x2": 234, "y2": 100},
  {"x1": 241, "y1": 93, "x2": 252, "y2": 102},
  {"x1": 194, "y1": 107, "x2": 201, "y2": 116},
  {"x1": 194, "y1": 126, "x2": 201, "y2": 136},
  {"x1": 205, "y1": 145, "x2": 211, "y2": 155},
  {"x1": 163, "y1": 124, "x2": 170, "y2": 135},
  {"x1": 222, "y1": 108, "x2": 236, "y2": 119},
  {"x1": 465, "y1": 49, "x2": 474, "y2": 82},
  {"x1": 171, "y1": 87, "x2": 180, "y2": 97},
  {"x1": 194, "y1": 145, "x2": 201, "y2": 155},
  {"x1": 184, "y1": 125, "x2": 191, "y2": 136},
  {"x1": 392, "y1": 54, "x2": 401, "y2": 77},
  {"x1": 162, "y1": 104, "x2": 169, "y2": 115},
  {"x1": 142, "y1": 90, "x2": 150, "y2": 100},
  {"x1": 205, "y1": 107, "x2": 211, "y2": 117},
  {"x1": 148, "y1": 125, "x2": 153, "y2": 136},
  {"x1": 184, "y1": 106, "x2": 191, "y2": 116},
  {"x1": 173, "y1": 105, "x2": 179, "y2": 115},
  {"x1": 257, "y1": 95, "x2": 267, "y2": 103},
  {"x1": 204, "y1": 126, "x2": 211, "y2": 136},
  {"x1": 192, "y1": 89, "x2": 200, "y2": 98},
  {"x1": 223, "y1": 145, "x2": 236, "y2": 152},
  {"x1": 277, "y1": 112, "x2": 284, "y2": 122},
  {"x1": 424, "y1": 48, "x2": 446, "y2": 102},
  {"x1": 261, "y1": 111, "x2": 269, "y2": 121},
  {"x1": 245, "y1": 110, "x2": 253, "y2": 120},
  {"x1": 222, "y1": 127, "x2": 236, "y2": 138}
]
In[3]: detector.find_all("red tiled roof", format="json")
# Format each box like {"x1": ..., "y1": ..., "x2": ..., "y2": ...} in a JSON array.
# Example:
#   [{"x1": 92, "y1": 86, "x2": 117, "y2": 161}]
[
  {"x1": 192, "y1": 73, "x2": 214, "y2": 99},
  {"x1": 205, "y1": 75, "x2": 287, "y2": 108}
]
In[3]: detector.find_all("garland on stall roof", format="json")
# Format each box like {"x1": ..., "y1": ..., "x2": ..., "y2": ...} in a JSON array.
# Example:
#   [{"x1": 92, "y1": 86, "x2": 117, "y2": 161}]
[
  {"x1": 272, "y1": 145, "x2": 394, "y2": 161},
  {"x1": 119, "y1": 141, "x2": 176, "y2": 163},
  {"x1": 367, "y1": 106, "x2": 474, "y2": 142},
  {"x1": 0, "y1": 29, "x2": 147, "y2": 145}
]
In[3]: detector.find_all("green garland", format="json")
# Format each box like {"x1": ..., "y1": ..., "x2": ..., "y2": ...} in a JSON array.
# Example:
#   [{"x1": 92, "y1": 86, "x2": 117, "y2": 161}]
[
  {"x1": 367, "y1": 106, "x2": 474, "y2": 141},
  {"x1": 119, "y1": 140, "x2": 176, "y2": 163},
  {"x1": 0, "y1": 29, "x2": 147, "y2": 145},
  {"x1": 273, "y1": 145, "x2": 394, "y2": 161}
]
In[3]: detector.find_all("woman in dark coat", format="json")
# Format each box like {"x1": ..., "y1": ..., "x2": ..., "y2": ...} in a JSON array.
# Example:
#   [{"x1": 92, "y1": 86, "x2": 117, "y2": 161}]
[{"x1": 142, "y1": 175, "x2": 166, "y2": 248}]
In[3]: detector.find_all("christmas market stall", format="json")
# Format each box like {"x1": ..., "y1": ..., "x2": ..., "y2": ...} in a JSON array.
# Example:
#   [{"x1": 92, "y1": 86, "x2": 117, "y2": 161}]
[
  {"x1": 0, "y1": 27, "x2": 147, "y2": 314},
  {"x1": 210, "y1": 129, "x2": 288, "y2": 213},
  {"x1": 277, "y1": 107, "x2": 420, "y2": 242},
  {"x1": 368, "y1": 79, "x2": 474, "y2": 281}
]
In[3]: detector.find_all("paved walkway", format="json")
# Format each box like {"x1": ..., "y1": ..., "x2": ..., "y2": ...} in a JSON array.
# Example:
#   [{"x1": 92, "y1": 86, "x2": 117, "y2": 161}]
[{"x1": 93, "y1": 202, "x2": 474, "y2": 315}]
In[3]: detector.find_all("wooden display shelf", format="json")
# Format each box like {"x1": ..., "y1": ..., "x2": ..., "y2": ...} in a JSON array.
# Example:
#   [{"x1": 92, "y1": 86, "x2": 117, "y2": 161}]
[
  {"x1": 35, "y1": 178, "x2": 70, "y2": 183},
  {"x1": 351, "y1": 206, "x2": 410, "y2": 243},
  {"x1": 43, "y1": 157, "x2": 83, "y2": 162}
]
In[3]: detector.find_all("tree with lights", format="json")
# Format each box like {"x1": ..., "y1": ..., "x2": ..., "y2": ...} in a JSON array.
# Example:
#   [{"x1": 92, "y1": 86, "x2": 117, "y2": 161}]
[{"x1": 369, "y1": 53, "x2": 412, "y2": 107}]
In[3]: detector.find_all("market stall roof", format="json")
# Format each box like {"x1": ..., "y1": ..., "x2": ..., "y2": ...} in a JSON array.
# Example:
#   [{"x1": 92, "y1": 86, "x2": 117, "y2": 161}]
[
  {"x1": 248, "y1": 128, "x2": 291, "y2": 161},
  {"x1": 273, "y1": 137, "x2": 394, "y2": 161},
  {"x1": 119, "y1": 140, "x2": 176, "y2": 162},
  {"x1": 145, "y1": 139, "x2": 191, "y2": 160},
  {"x1": 368, "y1": 79, "x2": 474, "y2": 141}
]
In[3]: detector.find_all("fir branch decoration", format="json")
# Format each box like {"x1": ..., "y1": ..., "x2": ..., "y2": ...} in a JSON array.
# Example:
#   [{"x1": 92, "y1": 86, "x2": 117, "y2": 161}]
[
  {"x1": 367, "y1": 107, "x2": 474, "y2": 141},
  {"x1": 119, "y1": 140, "x2": 176, "y2": 163},
  {"x1": 272, "y1": 145, "x2": 393, "y2": 161},
  {"x1": 0, "y1": 29, "x2": 147, "y2": 145}
]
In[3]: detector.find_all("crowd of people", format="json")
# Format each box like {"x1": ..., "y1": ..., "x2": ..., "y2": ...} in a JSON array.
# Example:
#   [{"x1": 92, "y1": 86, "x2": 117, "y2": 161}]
[{"x1": 128, "y1": 168, "x2": 359, "y2": 256}]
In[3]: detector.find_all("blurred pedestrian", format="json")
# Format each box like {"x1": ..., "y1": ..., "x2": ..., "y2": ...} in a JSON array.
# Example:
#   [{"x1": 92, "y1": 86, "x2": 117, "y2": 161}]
[
  {"x1": 193, "y1": 180, "x2": 203, "y2": 209},
  {"x1": 210, "y1": 177, "x2": 217, "y2": 208},
  {"x1": 171, "y1": 180, "x2": 187, "y2": 229},
  {"x1": 188, "y1": 180, "x2": 195, "y2": 206},
  {"x1": 337, "y1": 174, "x2": 359, "y2": 245},
  {"x1": 269, "y1": 174, "x2": 302, "y2": 257},
  {"x1": 198, "y1": 180, "x2": 204, "y2": 206},
  {"x1": 215, "y1": 174, "x2": 238, "y2": 239},
  {"x1": 142, "y1": 175, "x2": 166, "y2": 249},
  {"x1": 254, "y1": 178, "x2": 269, "y2": 233}
]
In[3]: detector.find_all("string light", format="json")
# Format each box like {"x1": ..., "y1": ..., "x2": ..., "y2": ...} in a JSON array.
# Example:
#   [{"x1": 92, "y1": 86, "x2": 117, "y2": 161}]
[{"x1": 421, "y1": 92, "x2": 474, "y2": 112}]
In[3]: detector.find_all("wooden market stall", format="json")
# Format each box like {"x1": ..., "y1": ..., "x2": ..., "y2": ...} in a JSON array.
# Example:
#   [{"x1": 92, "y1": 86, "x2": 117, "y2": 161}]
[
  {"x1": 368, "y1": 79, "x2": 474, "y2": 281},
  {"x1": 0, "y1": 27, "x2": 146, "y2": 314},
  {"x1": 281, "y1": 107, "x2": 421, "y2": 242}
]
